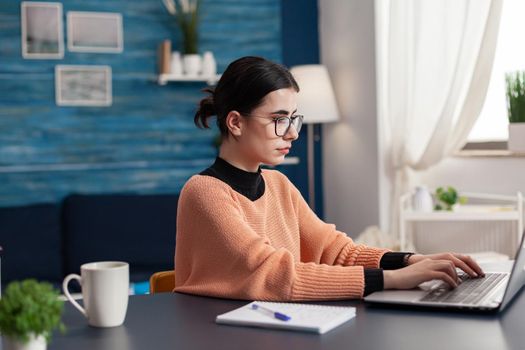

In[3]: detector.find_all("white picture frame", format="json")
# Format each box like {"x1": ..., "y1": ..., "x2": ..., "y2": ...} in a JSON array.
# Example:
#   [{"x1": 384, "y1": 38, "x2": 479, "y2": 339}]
[
  {"x1": 21, "y1": 1, "x2": 64, "y2": 59},
  {"x1": 67, "y1": 11, "x2": 123, "y2": 53},
  {"x1": 55, "y1": 65, "x2": 112, "y2": 107}
]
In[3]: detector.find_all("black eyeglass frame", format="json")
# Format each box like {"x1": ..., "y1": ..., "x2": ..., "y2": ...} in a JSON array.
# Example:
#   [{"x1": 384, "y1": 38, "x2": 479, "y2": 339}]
[{"x1": 245, "y1": 114, "x2": 304, "y2": 137}]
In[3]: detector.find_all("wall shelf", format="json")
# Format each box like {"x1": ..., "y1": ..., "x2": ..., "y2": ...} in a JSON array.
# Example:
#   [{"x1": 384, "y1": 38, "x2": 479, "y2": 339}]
[
  {"x1": 157, "y1": 74, "x2": 221, "y2": 86},
  {"x1": 403, "y1": 211, "x2": 520, "y2": 222}
]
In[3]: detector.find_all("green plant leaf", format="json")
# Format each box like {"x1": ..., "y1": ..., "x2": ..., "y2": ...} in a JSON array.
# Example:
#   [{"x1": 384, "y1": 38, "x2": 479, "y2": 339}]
[
  {"x1": 0, "y1": 280, "x2": 65, "y2": 344},
  {"x1": 172, "y1": 0, "x2": 200, "y2": 54},
  {"x1": 434, "y1": 185, "x2": 466, "y2": 211},
  {"x1": 506, "y1": 71, "x2": 525, "y2": 123}
]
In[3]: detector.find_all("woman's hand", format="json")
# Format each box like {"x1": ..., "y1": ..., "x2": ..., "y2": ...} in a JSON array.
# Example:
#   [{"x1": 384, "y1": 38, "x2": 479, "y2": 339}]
[
  {"x1": 408, "y1": 253, "x2": 485, "y2": 278},
  {"x1": 383, "y1": 253, "x2": 485, "y2": 290}
]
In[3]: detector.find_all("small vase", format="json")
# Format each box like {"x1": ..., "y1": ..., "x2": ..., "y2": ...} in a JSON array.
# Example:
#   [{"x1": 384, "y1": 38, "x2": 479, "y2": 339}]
[
  {"x1": 413, "y1": 186, "x2": 433, "y2": 212},
  {"x1": 201, "y1": 51, "x2": 217, "y2": 78},
  {"x1": 183, "y1": 54, "x2": 202, "y2": 76},
  {"x1": 4, "y1": 334, "x2": 47, "y2": 350},
  {"x1": 170, "y1": 51, "x2": 183, "y2": 77}
]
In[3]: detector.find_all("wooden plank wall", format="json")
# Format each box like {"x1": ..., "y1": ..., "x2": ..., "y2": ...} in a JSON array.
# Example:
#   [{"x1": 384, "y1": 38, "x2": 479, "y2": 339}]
[{"x1": 0, "y1": 0, "x2": 289, "y2": 207}]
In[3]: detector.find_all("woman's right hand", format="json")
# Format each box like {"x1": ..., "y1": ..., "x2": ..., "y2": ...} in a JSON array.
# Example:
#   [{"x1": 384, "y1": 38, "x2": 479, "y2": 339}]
[{"x1": 383, "y1": 258, "x2": 461, "y2": 290}]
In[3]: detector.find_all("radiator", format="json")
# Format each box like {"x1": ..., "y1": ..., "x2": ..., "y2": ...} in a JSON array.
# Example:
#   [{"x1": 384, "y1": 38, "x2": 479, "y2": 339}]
[{"x1": 409, "y1": 221, "x2": 519, "y2": 258}]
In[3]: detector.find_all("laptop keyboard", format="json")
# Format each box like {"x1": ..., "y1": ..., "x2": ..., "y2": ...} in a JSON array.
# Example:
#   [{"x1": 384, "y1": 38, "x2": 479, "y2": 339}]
[{"x1": 420, "y1": 272, "x2": 507, "y2": 305}]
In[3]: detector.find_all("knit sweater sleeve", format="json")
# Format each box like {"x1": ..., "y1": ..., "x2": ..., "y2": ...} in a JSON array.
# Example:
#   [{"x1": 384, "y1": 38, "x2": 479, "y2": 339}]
[
  {"x1": 285, "y1": 175, "x2": 389, "y2": 269},
  {"x1": 174, "y1": 176, "x2": 368, "y2": 301}
]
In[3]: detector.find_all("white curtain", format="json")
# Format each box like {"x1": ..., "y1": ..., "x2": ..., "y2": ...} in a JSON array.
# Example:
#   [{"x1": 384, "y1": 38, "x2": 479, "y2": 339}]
[{"x1": 375, "y1": 0, "x2": 503, "y2": 239}]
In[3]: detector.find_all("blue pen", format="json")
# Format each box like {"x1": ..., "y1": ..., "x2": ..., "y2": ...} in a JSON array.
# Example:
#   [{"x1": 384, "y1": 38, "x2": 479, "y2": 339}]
[{"x1": 251, "y1": 303, "x2": 292, "y2": 321}]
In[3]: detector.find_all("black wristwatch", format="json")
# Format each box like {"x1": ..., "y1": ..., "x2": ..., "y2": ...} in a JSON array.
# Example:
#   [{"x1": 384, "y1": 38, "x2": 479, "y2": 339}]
[{"x1": 403, "y1": 253, "x2": 415, "y2": 266}]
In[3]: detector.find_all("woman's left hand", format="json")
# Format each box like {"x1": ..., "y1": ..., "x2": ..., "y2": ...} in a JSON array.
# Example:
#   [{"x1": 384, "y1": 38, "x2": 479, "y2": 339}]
[{"x1": 407, "y1": 253, "x2": 485, "y2": 279}]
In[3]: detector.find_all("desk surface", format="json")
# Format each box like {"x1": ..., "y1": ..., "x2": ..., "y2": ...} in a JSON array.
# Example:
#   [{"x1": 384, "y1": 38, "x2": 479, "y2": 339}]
[{"x1": 47, "y1": 288, "x2": 525, "y2": 350}]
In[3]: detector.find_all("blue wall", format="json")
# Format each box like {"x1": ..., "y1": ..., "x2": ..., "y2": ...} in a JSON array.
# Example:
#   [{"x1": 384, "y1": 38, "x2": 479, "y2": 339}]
[{"x1": 0, "y1": 0, "x2": 321, "y2": 213}]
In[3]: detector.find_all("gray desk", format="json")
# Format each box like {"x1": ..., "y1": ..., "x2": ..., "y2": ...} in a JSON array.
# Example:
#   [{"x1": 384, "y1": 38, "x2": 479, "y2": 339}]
[{"x1": 49, "y1": 290, "x2": 525, "y2": 350}]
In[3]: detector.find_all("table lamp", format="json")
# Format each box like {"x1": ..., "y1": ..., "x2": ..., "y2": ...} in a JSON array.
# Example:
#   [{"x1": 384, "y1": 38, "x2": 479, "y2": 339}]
[{"x1": 290, "y1": 65, "x2": 340, "y2": 210}]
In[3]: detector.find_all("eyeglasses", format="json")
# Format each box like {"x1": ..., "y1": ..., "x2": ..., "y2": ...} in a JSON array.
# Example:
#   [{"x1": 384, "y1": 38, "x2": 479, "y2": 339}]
[{"x1": 246, "y1": 114, "x2": 304, "y2": 137}]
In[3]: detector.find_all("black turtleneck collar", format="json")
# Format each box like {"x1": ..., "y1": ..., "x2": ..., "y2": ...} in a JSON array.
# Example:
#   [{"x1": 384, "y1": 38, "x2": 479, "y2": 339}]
[{"x1": 199, "y1": 157, "x2": 265, "y2": 201}]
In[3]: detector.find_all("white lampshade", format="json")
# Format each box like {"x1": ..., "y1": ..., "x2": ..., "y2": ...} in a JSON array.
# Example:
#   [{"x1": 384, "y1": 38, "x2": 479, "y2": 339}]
[{"x1": 290, "y1": 65, "x2": 340, "y2": 124}]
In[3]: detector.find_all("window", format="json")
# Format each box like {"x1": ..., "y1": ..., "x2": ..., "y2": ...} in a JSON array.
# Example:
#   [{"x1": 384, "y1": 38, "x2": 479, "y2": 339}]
[{"x1": 467, "y1": 0, "x2": 525, "y2": 142}]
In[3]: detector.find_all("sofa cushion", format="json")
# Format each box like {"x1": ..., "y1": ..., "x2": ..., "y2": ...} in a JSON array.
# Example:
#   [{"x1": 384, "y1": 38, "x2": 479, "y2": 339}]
[
  {"x1": 62, "y1": 194, "x2": 177, "y2": 282},
  {"x1": 0, "y1": 203, "x2": 63, "y2": 285}
]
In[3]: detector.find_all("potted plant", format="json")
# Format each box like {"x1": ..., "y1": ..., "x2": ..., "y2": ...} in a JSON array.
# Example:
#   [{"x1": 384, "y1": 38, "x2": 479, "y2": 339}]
[
  {"x1": 0, "y1": 279, "x2": 65, "y2": 350},
  {"x1": 434, "y1": 186, "x2": 467, "y2": 211},
  {"x1": 162, "y1": 0, "x2": 201, "y2": 75},
  {"x1": 505, "y1": 71, "x2": 525, "y2": 152}
]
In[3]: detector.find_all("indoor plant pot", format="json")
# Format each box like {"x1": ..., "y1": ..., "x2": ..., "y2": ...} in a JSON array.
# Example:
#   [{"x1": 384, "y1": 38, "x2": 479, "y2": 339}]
[
  {"x1": 3, "y1": 334, "x2": 47, "y2": 350},
  {"x1": 0, "y1": 280, "x2": 65, "y2": 350},
  {"x1": 162, "y1": 0, "x2": 201, "y2": 76},
  {"x1": 508, "y1": 122, "x2": 525, "y2": 152},
  {"x1": 183, "y1": 53, "x2": 202, "y2": 76},
  {"x1": 505, "y1": 71, "x2": 525, "y2": 152}
]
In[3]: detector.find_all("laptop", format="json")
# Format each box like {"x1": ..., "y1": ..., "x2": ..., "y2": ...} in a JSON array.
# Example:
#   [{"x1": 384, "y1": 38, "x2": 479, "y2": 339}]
[{"x1": 364, "y1": 230, "x2": 525, "y2": 312}]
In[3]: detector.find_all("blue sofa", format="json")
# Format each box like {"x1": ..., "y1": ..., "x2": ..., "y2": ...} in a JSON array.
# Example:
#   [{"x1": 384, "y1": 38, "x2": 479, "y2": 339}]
[{"x1": 0, "y1": 193, "x2": 178, "y2": 291}]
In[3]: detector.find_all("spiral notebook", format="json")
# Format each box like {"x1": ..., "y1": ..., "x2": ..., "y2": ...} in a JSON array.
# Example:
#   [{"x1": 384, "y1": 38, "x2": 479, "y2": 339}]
[{"x1": 216, "y1": 301, "x2": 356, "y2": 334}]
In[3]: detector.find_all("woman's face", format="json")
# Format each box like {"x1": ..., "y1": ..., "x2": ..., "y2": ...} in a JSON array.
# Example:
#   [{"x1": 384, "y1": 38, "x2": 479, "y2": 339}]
[{"x1": 238, "y1": 88, "x2": 300, "y2": 169}]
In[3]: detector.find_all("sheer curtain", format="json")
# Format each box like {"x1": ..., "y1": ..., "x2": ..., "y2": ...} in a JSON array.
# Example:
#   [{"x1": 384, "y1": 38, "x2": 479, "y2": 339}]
[{"x1": 375, "y1": 0, "x2": 503, "y2": 238}]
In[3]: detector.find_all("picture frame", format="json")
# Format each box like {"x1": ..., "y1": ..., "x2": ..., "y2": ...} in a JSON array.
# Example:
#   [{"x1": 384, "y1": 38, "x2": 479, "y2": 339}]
[
  {"x1": 67, "y1": 11, "x2": 123, "y2": 53},
  {"x1": 21, "y1": 1, "x2": 64, "y2": 59},
  {"x1": 55, "y1": 65, "x2": 112, "y2": 107}
]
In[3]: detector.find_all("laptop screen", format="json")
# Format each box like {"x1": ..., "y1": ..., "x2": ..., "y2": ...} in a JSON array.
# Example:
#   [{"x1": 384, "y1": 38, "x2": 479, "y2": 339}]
[{"x1": 500, "y1": 230, "x2": 525, "y2": 310}]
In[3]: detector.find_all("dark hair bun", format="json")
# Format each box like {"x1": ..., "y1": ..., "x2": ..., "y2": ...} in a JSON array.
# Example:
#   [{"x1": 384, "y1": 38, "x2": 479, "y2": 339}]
[{"x1": 194, "y1": 87, "x2": 216, "y2": 129}]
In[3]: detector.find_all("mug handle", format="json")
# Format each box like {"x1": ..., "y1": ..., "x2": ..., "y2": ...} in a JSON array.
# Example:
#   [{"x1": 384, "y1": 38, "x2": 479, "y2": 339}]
[{"x1": 62, "y1": 274, "x2": 87, "y2": 317}]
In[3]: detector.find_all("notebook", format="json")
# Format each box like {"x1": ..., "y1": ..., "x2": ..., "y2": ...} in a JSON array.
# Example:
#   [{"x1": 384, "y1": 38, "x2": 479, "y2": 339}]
[{"x1": 215, "y1": 301, "x2": 356, "y2": 334}]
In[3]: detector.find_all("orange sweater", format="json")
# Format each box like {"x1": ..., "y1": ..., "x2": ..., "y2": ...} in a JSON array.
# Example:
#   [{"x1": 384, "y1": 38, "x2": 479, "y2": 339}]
[{"x1": 174, "y1": 169, "x2": 389, "y2": 301}]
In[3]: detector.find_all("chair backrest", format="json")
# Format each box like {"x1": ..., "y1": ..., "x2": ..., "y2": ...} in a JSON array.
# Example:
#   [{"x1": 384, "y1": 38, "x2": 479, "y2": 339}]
[{"x1": 149, "y1": 270, "x2": 175, "y2": 294}]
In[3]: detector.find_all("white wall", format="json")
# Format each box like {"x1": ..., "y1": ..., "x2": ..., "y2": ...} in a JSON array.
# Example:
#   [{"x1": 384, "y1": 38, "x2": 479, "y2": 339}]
[
  {"x1": 319, "y1": 0, "x2": 380, "y2": 237},
  {"x1": 418, "y1": 157, "x2": 525, "y2": 196}
]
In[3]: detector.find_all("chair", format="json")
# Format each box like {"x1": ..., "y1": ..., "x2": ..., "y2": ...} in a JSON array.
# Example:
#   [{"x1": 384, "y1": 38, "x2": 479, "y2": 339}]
[{"x1": 149, "y1": 270, "x2": 175, "y2": 294}]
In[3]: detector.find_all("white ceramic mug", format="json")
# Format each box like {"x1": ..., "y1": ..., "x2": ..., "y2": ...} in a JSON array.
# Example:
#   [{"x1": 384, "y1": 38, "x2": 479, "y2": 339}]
[{"x1": 63, "y1": 261, "x2": 129, "y2": 327}]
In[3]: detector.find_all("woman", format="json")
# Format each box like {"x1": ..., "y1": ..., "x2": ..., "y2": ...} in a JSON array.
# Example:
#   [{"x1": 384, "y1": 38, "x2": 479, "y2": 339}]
[{"x1": 174, "y1": 56, "x2": 484, "y2": 301}]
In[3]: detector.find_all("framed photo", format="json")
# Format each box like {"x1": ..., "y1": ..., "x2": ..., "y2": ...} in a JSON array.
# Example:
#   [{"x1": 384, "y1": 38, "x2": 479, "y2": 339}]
[
  {"x1": 67, "y1": 12, "x2": 123, "y2": 53},
  {"x1": 21, "y1": 2, "x2": 64, "y2": 59},
  {"x1": 55, "y1": 65, "x2": 112, "y2": 107}
]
